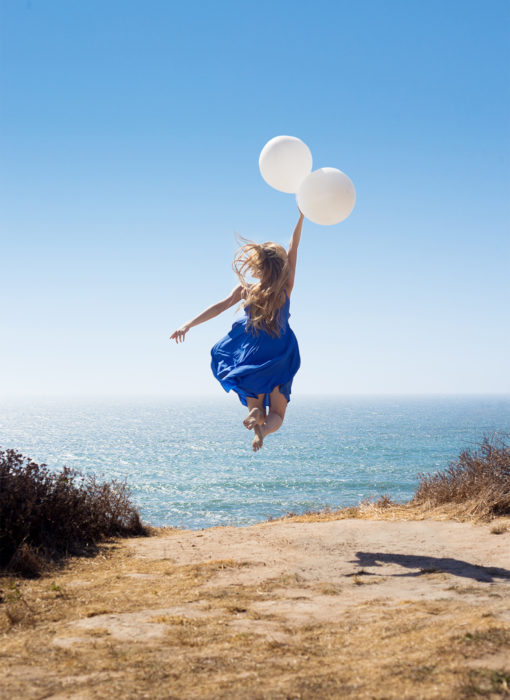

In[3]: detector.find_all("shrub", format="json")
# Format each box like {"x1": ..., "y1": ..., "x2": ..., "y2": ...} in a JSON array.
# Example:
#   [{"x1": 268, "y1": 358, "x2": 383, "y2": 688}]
[
  {"x1": 0, "y1": 448, "x2": 149, "y2": 576},
  {"x1": 412, "y1": 433, "x2": 510, "y2": 519}
]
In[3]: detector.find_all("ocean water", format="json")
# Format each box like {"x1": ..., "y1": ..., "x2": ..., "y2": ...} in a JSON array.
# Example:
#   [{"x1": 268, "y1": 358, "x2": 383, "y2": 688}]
[{"x1": 1, "y1": 395, "x2": 509, "y2": 530}]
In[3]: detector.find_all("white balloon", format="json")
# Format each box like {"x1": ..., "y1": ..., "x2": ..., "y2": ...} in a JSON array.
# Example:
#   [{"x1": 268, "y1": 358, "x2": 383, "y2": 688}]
[
  {"x1": 297, "y1": 167, "x2": 356, "y2": 225},
  {"x1": 259, "y1": 135, "x2": 313, "y2": 194}
]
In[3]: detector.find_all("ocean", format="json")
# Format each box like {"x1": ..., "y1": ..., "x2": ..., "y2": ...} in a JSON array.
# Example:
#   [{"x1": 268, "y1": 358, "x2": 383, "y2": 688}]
[{"x1": 1, "y1": 395, "x2": 509, "y2": 529}]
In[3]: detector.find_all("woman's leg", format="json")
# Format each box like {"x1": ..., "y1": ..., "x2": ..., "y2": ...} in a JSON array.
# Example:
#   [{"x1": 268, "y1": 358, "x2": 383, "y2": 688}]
[
  {"x1": 244, "y1": 394, "x2": 266, "y2": 430},
  {"x1": 252, "y1": 385, "x2": 288, "y2": 452}
]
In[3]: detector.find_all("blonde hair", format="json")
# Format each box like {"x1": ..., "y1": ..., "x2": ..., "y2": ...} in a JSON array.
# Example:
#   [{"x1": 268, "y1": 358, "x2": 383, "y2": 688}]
[{"x1": 232, "y1": 235, "x2": 289, "y2": 338}]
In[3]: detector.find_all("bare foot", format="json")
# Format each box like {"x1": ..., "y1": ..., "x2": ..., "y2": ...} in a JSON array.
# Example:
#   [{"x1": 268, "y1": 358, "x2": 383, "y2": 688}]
[
  {"x1": 243, "y1": 407, "x2": 265, "y2": 430},
  {"x1": 252, "y1": 424, "x2": 264, "y2": 452}
]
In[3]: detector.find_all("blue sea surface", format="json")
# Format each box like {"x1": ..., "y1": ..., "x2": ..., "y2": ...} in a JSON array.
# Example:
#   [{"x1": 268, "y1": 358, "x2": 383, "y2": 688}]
[{"x1": 1, "y1": 395, "x2": 509, "y2": 529}]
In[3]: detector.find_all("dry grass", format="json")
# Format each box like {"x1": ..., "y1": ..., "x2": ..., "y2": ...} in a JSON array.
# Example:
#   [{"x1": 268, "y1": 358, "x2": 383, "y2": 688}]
[
  {"x1": 269, "y1": 498, "x2": 510, "y2": 527},
  {"x1": 491, "y1": 523, "x2": 510, "y2": 535}
]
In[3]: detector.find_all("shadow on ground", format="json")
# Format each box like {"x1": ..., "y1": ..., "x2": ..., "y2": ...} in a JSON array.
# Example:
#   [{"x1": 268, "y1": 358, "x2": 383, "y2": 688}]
[{"x1": 351, "y1": 552, "x2": 510, "y2": 583}]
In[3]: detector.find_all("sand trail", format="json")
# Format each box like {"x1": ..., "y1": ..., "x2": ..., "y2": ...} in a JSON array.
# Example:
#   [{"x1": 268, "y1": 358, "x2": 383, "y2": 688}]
[{"x1": 127, "y1": 518, "x2": 510, "y2": 623}]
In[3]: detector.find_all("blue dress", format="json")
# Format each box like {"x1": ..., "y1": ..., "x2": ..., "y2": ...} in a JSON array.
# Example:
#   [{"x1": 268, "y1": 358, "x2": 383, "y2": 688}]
[{"x1": 210, "y1": 291, "x2": 301, "y2": 408}]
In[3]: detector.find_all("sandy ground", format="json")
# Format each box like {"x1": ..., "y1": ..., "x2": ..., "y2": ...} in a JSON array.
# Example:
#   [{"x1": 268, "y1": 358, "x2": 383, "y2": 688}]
[
  {"x1": 1, "y1": 515, "x2": 510, "y2": 699},
  {"x1": 128, "y1": 518, "x2": 510, "y2": 622}
]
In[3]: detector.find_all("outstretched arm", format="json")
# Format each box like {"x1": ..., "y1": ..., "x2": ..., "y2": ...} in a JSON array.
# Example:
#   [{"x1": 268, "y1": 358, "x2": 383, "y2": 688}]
[
  {"x1": 287, "y1": 208, "x2": 305, "y2": 295},
  {"x1": 170, "y1": 284, "x2": 243, "y2": 343}
]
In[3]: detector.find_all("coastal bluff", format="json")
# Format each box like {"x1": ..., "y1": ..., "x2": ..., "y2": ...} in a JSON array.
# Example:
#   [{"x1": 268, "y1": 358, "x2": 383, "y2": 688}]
[{"x1": 1, "y1": 512, "x2": 510, "y2": 699}]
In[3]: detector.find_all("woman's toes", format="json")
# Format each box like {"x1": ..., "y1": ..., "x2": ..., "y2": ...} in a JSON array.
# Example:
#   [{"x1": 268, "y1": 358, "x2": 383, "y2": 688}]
[
  {"x1": 252, "y1": 425, "x2": 264, "y2": 451},
  {"x1": 244, "y1": 408, "x2": 264, "y2": 430},
  {"x1": 243, "y1": 415, "x2": 256, "y2": 430},
  {"x1": 252, "y1": 436, "x2": 261, "y2": 451}
]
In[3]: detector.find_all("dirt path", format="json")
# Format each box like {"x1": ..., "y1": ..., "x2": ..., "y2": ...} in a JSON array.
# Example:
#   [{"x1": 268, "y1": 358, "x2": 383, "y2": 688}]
[{"x1": 129, "y1": 519, "x2": 510, "y2": 619}]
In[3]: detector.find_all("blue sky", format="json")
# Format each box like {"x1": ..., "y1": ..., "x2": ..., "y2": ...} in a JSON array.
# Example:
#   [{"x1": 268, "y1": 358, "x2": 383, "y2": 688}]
[{"x1": 1, "y1": 0, "x2": 509, "y2": 398}]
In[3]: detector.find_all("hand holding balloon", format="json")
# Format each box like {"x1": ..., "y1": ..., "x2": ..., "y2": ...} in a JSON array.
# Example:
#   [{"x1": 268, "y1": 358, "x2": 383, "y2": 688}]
[
  {"x1": 297, "y1": 167, "x2": 355, "y2": 226},
  {"x1": 259, "y1": 135, "x2": 356, "y2": 226}
]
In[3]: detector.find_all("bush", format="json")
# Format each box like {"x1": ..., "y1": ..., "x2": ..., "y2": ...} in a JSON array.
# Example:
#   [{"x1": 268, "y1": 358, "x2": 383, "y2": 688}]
[
  {"x1": 412, "y1": 433, "x2": 510, "y2": 519},
  {"x1": 0, "y1": 448, "x2": 149, "y2": 576}
]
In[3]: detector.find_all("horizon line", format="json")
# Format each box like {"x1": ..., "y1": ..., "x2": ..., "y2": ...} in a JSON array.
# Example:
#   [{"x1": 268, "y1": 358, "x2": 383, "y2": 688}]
[{"x1": 2, "y1": 392, "x2": 510, "y2": 401}]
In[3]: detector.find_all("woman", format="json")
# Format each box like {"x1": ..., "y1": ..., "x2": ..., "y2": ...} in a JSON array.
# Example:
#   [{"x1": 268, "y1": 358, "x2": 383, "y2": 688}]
[{"x1": 170, "y1": 208, "x2": 303, "y2": 451}]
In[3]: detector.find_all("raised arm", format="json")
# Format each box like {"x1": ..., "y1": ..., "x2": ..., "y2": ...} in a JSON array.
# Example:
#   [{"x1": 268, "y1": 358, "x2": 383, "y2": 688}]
[
  {"x1": 170, "y1": 284, "x2": 243, "y2": 343},
  {"x1": 286, "y1": 209, "x2": 305, "y2": 295}
]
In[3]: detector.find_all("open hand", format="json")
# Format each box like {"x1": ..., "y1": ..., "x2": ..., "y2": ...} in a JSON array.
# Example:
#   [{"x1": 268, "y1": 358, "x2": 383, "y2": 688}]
[{"x1": 170, "y1": 324, "x2": 190, "y2": 343}]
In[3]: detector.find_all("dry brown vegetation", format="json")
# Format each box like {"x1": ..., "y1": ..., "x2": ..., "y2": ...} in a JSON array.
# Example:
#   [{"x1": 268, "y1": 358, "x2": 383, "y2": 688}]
[
  {"x1": 0, "y1": 448, "x2": 149, "y2": 577},
  {"x1": 413, "y1": 433, "x2": 510, "y2": 519}
]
